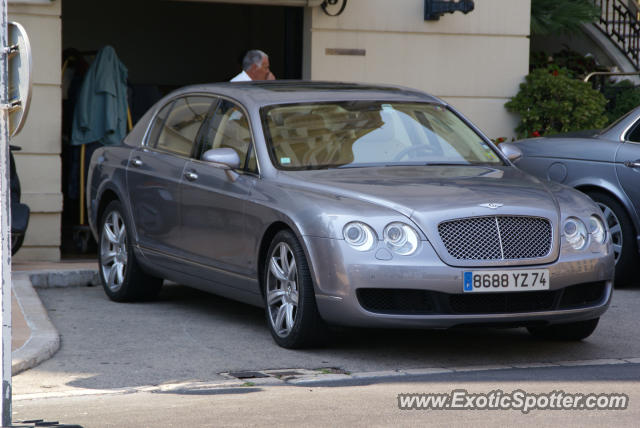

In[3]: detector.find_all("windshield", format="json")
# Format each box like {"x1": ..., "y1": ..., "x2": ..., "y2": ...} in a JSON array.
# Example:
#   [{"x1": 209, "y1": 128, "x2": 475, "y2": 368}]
[{"x1": 261, "y1": 101, "x2": 503, "y2": 170}]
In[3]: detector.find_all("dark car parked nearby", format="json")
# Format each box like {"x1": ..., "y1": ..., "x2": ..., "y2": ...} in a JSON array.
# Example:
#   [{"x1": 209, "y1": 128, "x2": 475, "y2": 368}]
[
  {"x1": 87, "y1": 81, "x2": 614, "y2": 348},
  {"x1": 513, "y1": 108, "x2": 640, "y2": 286}
]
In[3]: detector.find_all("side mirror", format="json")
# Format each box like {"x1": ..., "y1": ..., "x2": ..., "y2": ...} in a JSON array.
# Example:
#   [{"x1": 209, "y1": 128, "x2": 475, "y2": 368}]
[
  {"x1": 499, "y1": 143, "x2": 523, "y2": 163},
  {"x1": 202, "y1": 148, "x2": 241, "y2": 181},
  {"x1": 202, "y1": 148, "x2": 241, "y2": 169}
]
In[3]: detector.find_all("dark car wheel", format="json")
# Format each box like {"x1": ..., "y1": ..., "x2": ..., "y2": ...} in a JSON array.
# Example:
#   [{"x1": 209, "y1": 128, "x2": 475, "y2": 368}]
[
  {"x1": 263, "y1": 230, "x2": 327, "y2": 349},
  {"x1": 11, "y1": 232, "x2": 24, "y2": 256},
  {"x1": 99, "y1": 200, "x2": 162, "y2": 302},
  {"x1": 587, "y1": 191, "x2": 638, "y2": 287},
  {"x1": 527, "y1": 318, "x2": 599, "y2": 341}
]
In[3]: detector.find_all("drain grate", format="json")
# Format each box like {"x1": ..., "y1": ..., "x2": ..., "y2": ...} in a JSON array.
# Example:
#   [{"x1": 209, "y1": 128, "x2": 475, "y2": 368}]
[{"x1": 226, "y1": 371, "x2": 269, "y2": 379}]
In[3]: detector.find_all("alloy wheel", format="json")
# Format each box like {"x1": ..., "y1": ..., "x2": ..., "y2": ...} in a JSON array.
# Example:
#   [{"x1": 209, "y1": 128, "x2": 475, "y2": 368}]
[
  {"x1": 596, "y1": 202, "x2": 622, "y2": 264},
  {"x1": 266, "y1": 242, "x2": 299, "y2": 337},
  {"x1": 100, "y1": 210, "x2": 128, "y2": 292}
]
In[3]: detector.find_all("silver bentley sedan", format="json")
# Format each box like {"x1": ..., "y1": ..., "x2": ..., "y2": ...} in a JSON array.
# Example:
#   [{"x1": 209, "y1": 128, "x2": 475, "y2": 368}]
[{"x1": 87, "y1": 82, "x2": 614, "y2": 348}]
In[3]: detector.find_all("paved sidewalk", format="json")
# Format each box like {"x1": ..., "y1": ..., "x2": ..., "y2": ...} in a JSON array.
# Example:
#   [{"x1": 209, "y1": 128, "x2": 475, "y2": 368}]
[{"x1": 11, "y1": 259, "x2": 99, "y2": 374}]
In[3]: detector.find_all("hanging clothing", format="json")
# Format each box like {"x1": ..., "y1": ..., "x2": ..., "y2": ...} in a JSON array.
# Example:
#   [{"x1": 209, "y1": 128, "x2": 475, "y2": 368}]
[{"x1": 71, "y1": 45, "x2": 128, "y2": 146}]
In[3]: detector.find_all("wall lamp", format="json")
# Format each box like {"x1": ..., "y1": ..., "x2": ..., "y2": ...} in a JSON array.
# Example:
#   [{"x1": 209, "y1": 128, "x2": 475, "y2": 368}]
[
  {"x1": 322, "y1": 0, "x2": 347, "y2": 16},
  {"x1": 424, "y1": 0, "x2": 474, "y2": 21}
]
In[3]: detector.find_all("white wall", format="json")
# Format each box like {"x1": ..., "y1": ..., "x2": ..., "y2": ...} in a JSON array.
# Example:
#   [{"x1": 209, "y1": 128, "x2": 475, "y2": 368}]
[
  {"x1": 307, "y1": 0, "x2": 531, "y2": 139},
  {"x1": 9, "y1": 0, "x2": 62, "y2": 261}
]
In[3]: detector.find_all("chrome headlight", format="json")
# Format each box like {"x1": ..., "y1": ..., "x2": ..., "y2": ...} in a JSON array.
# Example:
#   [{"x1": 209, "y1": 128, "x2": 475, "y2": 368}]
[
  {"x1": 589, "y1": 215, "x2": 606, "y2": 244},
  {"x1": 343, "y1": 222, "x2": 376, "y2": 251},
  {"x1": 383, "y1": 222, "x2": 419, "y2": 255},
  {"x1": 564, "y1": 217, "x2": 588, "y2": 250}
]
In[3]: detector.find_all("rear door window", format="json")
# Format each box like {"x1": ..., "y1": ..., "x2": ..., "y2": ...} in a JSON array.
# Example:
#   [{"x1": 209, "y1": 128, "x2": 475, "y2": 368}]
[{"x1": 147, "y1": 96, "x2": 215, "y2": 156}]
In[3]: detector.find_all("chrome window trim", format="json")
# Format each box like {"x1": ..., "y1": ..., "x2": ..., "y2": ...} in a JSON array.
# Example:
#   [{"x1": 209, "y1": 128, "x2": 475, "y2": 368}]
[{"x1": 621, "y1": 116, "x2": 640, "y2": 142}]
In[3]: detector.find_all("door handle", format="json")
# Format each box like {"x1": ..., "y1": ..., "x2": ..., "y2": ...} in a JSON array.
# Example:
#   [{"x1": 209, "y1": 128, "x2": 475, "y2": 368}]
[
  {"x1": 131, "y1": 158, "x2": 143, "y2": 167},
  {"x1": 184, "y1": 171, "x2": 199, "y2": 181},
  {"x1": 624, "y1": 160, "x2": 640, "y2": 169}
]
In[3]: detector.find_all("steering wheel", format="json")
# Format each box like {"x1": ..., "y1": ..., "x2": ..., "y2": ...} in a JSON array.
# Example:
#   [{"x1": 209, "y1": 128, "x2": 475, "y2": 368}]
[{"x1": 392, "y1": 145, "x2": 436, "y2": 162}]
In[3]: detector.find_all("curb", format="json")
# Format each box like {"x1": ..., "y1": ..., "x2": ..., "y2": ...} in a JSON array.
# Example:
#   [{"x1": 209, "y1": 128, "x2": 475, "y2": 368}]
[
  {"x1": 27, "y1": 269, "x2": 100, "y2": 289},
  {"x1": 11, "y1": 273, "x2": 60, "y2": 375},
  {"x1": 11, "y1": 268, "x2": 99, "y2": 375}
]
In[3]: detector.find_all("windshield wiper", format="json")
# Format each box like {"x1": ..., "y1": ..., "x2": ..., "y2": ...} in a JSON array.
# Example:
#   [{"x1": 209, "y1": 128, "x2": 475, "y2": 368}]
[{"x1": 421, "y1": 162, "x2": 469, "y2": 166}]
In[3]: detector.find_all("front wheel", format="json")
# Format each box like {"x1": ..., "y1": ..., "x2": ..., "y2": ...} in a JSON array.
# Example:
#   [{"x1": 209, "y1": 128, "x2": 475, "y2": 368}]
[
  {"x1": 527, "y1": 318, "x2": 599, "y2": 341},
  {"x1": 99, "y1": 200, "x2": 162, "y2": 302},
  {"x1": 263, "y1": 230, "x2": 327, "y2": 348},
  {"x1": 587, "y1": 191, "x2": 638, "y2": 287}
]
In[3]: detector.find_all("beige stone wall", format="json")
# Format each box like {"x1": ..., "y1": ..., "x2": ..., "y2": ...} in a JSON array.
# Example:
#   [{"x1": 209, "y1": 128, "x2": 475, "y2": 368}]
[
  {"x1": 307, "y1": 0, "x2": 531, "y2": 139},
  {"x1": 9, "y1": 0, "x2": 62, "y2": 261}
]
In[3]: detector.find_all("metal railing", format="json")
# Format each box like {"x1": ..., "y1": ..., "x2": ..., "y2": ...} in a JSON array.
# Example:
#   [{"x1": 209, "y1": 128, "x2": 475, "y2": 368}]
[
  {"x1": 592, "y1": 0, "x2": 640, "y2": 69},
  {"x1": 583, "y1": 70, "x2": 640, "y2": 81}
]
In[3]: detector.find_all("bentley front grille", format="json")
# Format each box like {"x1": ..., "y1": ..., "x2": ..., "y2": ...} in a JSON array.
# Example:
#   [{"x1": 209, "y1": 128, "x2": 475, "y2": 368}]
[{"x1": 438, "y1": 216, "x2": 552, "y2": 261}]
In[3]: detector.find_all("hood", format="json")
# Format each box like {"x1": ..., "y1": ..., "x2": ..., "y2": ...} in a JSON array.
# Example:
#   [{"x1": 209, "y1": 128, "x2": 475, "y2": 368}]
[{"x1": 280, "y1": 165, "x2": 560, "y2": 227}]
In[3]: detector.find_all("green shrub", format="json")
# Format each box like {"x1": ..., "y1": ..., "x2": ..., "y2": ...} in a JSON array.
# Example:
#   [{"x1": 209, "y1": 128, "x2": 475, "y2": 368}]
[
  {"x1": 505, "y1": 67, "x2": 608, "y2": 138},
  {"x1": 603, "y1": 80, "x2": 640, "y2": 123},
  {"x1": 530, "y1": 49, "x2": 606, "y2": 76},
  {"x1": 531, "y1": 0, "x2": 600, "y2": 36}
]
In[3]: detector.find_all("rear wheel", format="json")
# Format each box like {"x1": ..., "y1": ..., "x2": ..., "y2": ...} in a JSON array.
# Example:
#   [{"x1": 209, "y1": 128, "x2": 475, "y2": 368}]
[
  {"x1": 527, "y1": 318, "x2": 599, "y2": 341},
  {"x1": 263, "y1": 230, "x2": 327, "y2": 348},
  {"x1": 587, "y1": 191, "x2": 638, "y2": 287},
  {"x1": 99, "y1": 200, "x2": 162, "y2": 302}
]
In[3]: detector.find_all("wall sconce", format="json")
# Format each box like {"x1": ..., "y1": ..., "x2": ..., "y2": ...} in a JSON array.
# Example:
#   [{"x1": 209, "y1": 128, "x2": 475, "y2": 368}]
[
  {"x1": 424, "y1": 0, "x2": 474, "y2": 21},
  {"x1": 322, "y1": 0, "x2": 348, "y2": 16}
]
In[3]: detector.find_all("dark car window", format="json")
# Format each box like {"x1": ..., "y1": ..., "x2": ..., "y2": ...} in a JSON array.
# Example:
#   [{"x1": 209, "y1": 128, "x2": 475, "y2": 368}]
[
  {"x1": 149, "y1": 97, "x2": 213, "y2": 156},
  {"x1": 627, "y1": 122, "x2": 640, "y2": 143},
  {"x1": 199, "y1": 100, "x2": 254, "y2": 171}
]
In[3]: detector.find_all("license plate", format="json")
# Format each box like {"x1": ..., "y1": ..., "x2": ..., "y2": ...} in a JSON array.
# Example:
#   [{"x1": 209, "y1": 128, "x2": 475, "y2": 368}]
[{"x1": 463, "y1": 269, "x2": 550, "y2": 292}]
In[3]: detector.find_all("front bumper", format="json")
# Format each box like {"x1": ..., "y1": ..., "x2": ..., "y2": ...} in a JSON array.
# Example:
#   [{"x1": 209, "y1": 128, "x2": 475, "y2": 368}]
[{"x1": 303, "y1": 237, "x2": 614, "y2": 328}]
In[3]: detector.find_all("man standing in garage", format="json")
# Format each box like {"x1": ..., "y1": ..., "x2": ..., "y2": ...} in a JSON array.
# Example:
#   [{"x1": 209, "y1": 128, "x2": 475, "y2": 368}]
[{"x1": 231, "y1": 49, "x2": 275, "y2": 81}]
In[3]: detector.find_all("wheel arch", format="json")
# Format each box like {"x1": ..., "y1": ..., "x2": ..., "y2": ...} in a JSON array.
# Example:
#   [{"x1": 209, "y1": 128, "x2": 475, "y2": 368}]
[
  {"x1": 92, "y1": 185, "x2": 126, "y2": 241},
  {"x1": 256, "y1": 220, "x2": 318, "y2": 297},
  {"x1": 257, "y1": 222, "x2": 293, "y2": 296},
  {"x1": 574, "y1": 183, "x2": 639, "y2": 236}
]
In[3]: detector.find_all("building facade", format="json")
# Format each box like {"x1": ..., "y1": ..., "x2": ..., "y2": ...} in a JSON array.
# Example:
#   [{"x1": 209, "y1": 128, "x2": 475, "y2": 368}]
[{"x1": 8, "y1": 0, "x2": 531, "y2": 261}]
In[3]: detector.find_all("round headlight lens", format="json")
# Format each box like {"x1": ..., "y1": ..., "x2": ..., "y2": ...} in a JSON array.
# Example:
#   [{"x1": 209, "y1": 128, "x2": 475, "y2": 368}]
[
  {"x1": 383, "y1": 222, "x2": 419, "y2": 255},
  {"x1": 589, "y1": 215, "x2": 606, "y2": 244},
  {"x1": 564, "y1": 217, "x2": 588, "y2": 250},
  {"x1": 343, "y1": 222, "x2": 376, "y2": 251}
]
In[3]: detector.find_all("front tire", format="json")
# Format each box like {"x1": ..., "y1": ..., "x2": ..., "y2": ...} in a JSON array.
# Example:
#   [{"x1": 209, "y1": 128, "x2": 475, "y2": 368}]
[
  {"x1": 587, "y1": 191, "x2": 638, "y2": 287},
  {"x1": 527, "y1": 318, "x2": 599, "y2": 341},
  {"x1": 99, "y1": 200, "x2": 162, "y2": 302},
  {"x1": 263, "y1": 230, "x2": 326, "y2": 348}
]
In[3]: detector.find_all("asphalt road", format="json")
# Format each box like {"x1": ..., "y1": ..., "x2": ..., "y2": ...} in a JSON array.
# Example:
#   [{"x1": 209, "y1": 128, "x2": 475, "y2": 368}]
[
  {"x1": 12, "y1": 365, "x2": 640, "y2": 427},
  {"x1": 12, "y1": 282, "x2": 640, "y2": 396}
]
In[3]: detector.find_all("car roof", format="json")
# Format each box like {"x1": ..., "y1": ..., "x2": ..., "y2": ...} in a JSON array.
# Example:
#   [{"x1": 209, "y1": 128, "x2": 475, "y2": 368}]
[{"x1": 168, "y1": 80, "x2": 443, "y2": 106}]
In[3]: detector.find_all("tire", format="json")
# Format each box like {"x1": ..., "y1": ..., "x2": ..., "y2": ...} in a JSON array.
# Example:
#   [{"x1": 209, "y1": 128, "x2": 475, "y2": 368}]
[
  {"x1": 587, "y1": 191, "x2": 638, "y2": 287},
  {"x1": 527, "y1": 318, "x2": 599, "y2": 341},
  {"x1": 99, "y1": 200, "x2": 162, "y2": 302},
  {"x1": 263, "y1": 230, "x2": 327, "y2": 348},
  {"x1": 11, "y1": 232, "x2": 24, "y2": 256}
]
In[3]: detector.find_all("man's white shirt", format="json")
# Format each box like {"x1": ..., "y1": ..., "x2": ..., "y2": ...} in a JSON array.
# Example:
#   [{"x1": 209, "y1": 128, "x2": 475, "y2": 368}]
[{"x1": 230, "y1": 70, "x2": 252, "y2": 82}]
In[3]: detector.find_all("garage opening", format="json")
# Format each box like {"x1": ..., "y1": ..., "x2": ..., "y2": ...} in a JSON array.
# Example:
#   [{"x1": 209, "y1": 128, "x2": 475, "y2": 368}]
[{"x1": 60, "y1": 0, "x2": 304, "y2": 255}]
